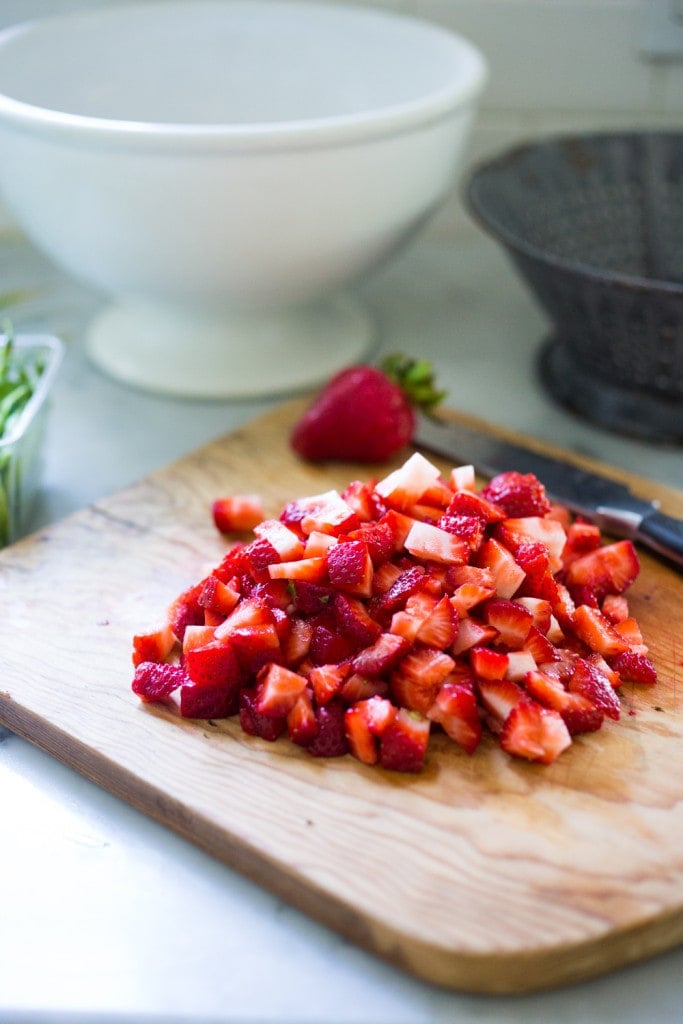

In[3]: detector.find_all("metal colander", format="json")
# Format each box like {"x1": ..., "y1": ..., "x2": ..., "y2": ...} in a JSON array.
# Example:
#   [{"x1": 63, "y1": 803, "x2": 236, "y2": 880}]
[{"x1": 465, "y1": 131, "x2": 683, "y2": 443}]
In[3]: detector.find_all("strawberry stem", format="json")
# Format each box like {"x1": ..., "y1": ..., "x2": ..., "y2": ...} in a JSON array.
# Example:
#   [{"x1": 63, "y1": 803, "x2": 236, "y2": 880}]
[{"x1": 380, "y1": 354, "x2": 446, "y2": 411}]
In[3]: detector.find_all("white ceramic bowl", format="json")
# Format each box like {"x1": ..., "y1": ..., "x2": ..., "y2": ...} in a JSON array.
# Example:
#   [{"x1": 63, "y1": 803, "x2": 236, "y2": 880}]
[{"x1": 0, "y1": 1, "x2": 487, "y2": 398}]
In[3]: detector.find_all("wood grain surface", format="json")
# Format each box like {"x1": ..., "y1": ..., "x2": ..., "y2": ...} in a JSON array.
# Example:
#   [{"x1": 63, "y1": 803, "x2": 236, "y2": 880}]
[{"x1": 1, "y1": 399, "x2": 682, "y2": 994}]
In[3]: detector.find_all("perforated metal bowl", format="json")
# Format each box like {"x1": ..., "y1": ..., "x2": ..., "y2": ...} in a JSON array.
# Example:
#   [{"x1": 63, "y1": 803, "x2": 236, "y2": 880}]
[{"x1": 465, "y1": 131, "x2": 683, "y2": 443}]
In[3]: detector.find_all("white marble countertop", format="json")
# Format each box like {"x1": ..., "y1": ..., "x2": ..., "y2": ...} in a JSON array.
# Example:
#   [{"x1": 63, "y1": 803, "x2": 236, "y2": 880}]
[{"x1": 1, "y1": 221, "x2": 683, "y2": 1024}]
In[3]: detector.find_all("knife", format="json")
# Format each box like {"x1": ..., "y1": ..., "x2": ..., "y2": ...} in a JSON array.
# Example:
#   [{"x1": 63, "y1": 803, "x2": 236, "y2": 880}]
[{"x1": 414, "y1": 412, "x2": 683, "y2": 568}]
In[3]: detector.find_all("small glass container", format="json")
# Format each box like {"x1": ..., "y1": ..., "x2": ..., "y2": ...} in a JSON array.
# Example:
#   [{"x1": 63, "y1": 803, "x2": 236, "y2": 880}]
[{"x1": 0, "y1": 333, "x2": 64, "y2": 547}]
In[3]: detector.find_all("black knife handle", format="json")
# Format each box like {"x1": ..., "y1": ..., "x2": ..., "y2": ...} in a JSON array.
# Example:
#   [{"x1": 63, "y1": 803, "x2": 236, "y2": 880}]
[{"x1": 638, "y1": 510, "x2": 683, "y2": 568}]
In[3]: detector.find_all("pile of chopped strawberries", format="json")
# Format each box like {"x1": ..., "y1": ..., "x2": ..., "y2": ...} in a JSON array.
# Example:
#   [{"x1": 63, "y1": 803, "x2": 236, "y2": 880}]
[{"x1": 131, "y1": 452, "x2": 656, "y2": 772}]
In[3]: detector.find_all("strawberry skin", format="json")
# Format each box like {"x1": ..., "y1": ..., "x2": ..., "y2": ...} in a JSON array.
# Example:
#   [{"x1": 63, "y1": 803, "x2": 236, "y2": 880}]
[{"x1": 291, "y1": 365, "x2": 414, "y2": 463}]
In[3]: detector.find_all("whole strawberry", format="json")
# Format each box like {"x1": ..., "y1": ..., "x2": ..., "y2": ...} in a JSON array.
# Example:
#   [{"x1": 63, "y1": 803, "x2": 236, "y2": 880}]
[{"x1": 291, "y1": 355, "x2": 445, "y2": 463}]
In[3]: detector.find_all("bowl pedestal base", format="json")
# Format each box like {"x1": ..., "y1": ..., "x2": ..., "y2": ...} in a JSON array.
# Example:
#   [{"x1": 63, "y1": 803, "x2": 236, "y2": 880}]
[{"x1": 86, "y1": 294, "x2": 374, "y2": 399}]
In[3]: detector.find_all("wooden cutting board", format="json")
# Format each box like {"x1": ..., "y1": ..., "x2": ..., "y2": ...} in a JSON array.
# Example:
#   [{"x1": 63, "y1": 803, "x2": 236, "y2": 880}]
[{"x1": 2, "y1": 399, "x2": 682, "y2": 995}]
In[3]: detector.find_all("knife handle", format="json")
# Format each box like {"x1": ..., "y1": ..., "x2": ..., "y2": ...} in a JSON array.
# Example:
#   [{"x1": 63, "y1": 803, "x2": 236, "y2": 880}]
[{"x1": 638, "y1": 510, "x2": 683, "y2": 568}]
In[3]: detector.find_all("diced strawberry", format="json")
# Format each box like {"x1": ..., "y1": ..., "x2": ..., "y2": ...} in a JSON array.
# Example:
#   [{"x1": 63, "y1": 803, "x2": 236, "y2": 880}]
[
  {"x1": 214, "y1": 597, "x2": 273, "y2": 640},
  {"x1": 445, "y1": 489, "x2": 506, "y2": 524},
  {"x1": 229, "y1": 623, "x2": 282, "y2": 674},
  {"x1": 613, "y1": 616, "x2": 646, "y2": 651},
  {"x1": 347, "y1": 519, "x2": 397, "y2": 566},
  {"x1": 546, "y1": 614, "x2": 565, "y2": 646},
  {"x1": 420, "y1": 478, "x2": 455, "y2": 509},
  {"x1": 375, "y1": 452, "x2": 442, "y2": 510},
  {"x1": 253, "y1": 518, "x2": 305, "y2": 561},
  {"x1": 483, "y1": 598, "x2": 534, "y2": 649},
  {"x1": 267, "y1": 556, "x2": 328, "y2": 583},
  {"x1": 550, "y1": 583, "x2": 577, "y2": 633},
  {"x1": 573, "y1": 604, "x2": 631, "y2": 658},
  {"x1": 499, "y1": 699, "x2": 572, "y2": 764},
  {"x1": 523, "y1": 625, "x2": 560, "y2": 664},
  {"x1": 182, "y1": 624, "x2": 218, "y2": 653},
  {"x1": 167, "y1": 582, "x2": 205, "y2": 642},
  {"x1": 404, "y1": 520, "x2": 470, "y2": 566},
  {"x1": 132, "y1": 623, "x2": 175, "y2": 667},
  {"x1": 523, "y1": 668, "x2": 603, "y2": 735},
  {"x1": 451, "y1": 617, "x2": 498, "y2": 655},
  {"x1": 436, "y1": 512, "x2": 484, "y2": 551},
  {"x1": 270, "y1": 605, "x2": 291, "y2": 642},
  {"x1": 505, "y1": 651, "x2": 538, "y2": 681},
  {"x1": 470, "y1": 645, "x2": 509, "y2": 680},
  {"x1": 239, "y1": 688, "x2": 286, "y2": 741},
  {"x1": 568, "y1": 657, "x2": 621, "y2": 720},
  {"x1": 254, "y1": 663, "x2": 308, "y2": 717},
  {"x1": 379, "y1": 708, "x2": 430, "y2": 772},
  {"x1": 562, "y1": 520, "x2": 602, "y2": 564},
  {"x1": 371, "y1": 560, "x2": 404, "y2": 596},
  {"x1": 513, "y1": 542, "x2": 559, "y2": 602},
  {"x1": 198, "y1": 576, "x2": 241, "y2": 619},
  {"x1": 566, "y1": 540, "x2": 639, "y2": 600},
  {"x1": 481, "y1": 471, "x2": 551, "y2": 518},
  {"x1": 585, "y1": 651, "x2": 622, "y2": 689},
  {"x1": 309, "y1": 615, "x2": 358, "y2": 666},
  {"x1": 303, "y1": 531, "x2": 338, "y2": 557},
  {"x1": 371, "y1": 510, "x2": 413, "y2": 551},
  {"x1": 306, "y1": 701, "x2": 349, "y2": 757},
  {"x1": 281, "y1": 616, "x2": 313, "y2": 665},
  {"x1": 243, "y1": 537, "x2": 281, "y2": 574},
  {"x1": 327, "y1": 539, "x2": 373, "y2": 597},
  {"x1": 352, "y1": 632, "x2": 411, "y2": 677},
  {"x1": 427, "y1": 679, "x2": 482, "y2": 754},
  {"x1": 184, "y1": 638, "x2": 243, "y2": 689},
  {"x1": 390, "y1": 647, "x2": 456, "y2": 713},
  {"x1": 371, "y1": 565, "x2": 427, "y2": 615},
  {"x1": 287, "y1": 686, "x2": 318, "y2": 746},
  {"x1": 359, "y1": 694, "x2": 397, "y2": 735},
  {"x1": 341, "y1": 479, "x2": 379, "y2": 522},
  {"x1": 301, "y1": 491, "x2": 360, "y2": 540},
  {"x1": 450, "y1": 582, "x2": 494, "y2": 618},
  {"x1": 180, "y1": 678, "x2": 240, "y2": 719},
  {"x1": 212, "y1": 494, "x2": 264, "y2": 533},
  {"x1": 132, "y1": 661, "x2": 188, "y2": 701},
  {"x1": 415, "y1": 594, "x2": 459, "y2": 648},
  {"x1": 297, "y1": 490, "x2": 360, "y2": 537},
  {"x1": 476, "y1": 538, "x2": 526, "y2": 599},
  {"x1": 339, "y1": 673, "x2": 389, "y2": 703},
  {"x1": 547, "y1": 503, "x2": 572, "y2": 528},
  {"x1": 289, "y1": 581, "x2": 335, "y2": 614},
  {"x1": 345, "y1": 702, "x2": 380, "y2": 764},
  {"x1": 601, "y1": 593, "x2": 630, "y2": 625},
  {"x1": 333, "y1": 593, "x2": 381, "y2": 647},
  {"x1": 308, "y1": 662, "x2": 349, "y2": 705},
  {"x1": 211, "y1": 542, "x2": 248, "y2": 583},
  {"x1": 476, "y1": 677, "x2": 525, "y2": 725},
  {"x1": 406, "y1": 501, "x2": 446, "y2": 523},
  {"x1": 246, "y1": 577, "x2": 292, "y2": 606},
  {"x1": 390, "y1": 591, "x2": 440, "y2": 639},
  {"x1": 344, "y1": 695, "x2": 397, "y2": 764},
  {"x1": 513, "y1": 597, "x2": 552, "y2": 634},
  {"x1": 611, "y1": 650, "x2": 657, "y2": 686},
  {"x1": 448, "y1": 563, "x2": 496, "y2": 593},
  {"x1": 449, "y1": 463, "x2": 476, "y2": 492},
  {"x1": 496, "y1": 516, "x2": 567, "y2": 574},
  {"x1": 345, "y1": 695, "x2": 398, "y2": 764}
]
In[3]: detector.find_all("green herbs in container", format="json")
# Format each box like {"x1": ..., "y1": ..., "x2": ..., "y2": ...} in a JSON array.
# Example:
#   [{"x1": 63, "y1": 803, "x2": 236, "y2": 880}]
[{"x1": 0, "y1": 330, "x2": 63, "y2": 546}]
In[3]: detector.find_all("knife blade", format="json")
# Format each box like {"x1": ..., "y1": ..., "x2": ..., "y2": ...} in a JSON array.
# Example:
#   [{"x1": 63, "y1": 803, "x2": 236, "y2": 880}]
[{"x1": 414, "y1": 411, "x2": 683, "y2": 568}]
